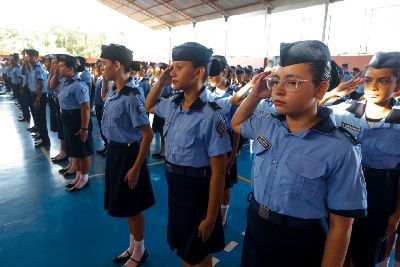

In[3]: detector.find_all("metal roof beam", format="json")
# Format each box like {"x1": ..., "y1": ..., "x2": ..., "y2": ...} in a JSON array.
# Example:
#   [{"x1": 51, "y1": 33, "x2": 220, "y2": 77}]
[
  {"x1": 199, "y1": 0, "x2": 230, "y2": 17},
  {"x1": 114, "y1": 0, "x2": 173, "y2": 28},
  {"x1": 153, "y1": 0, "x2": 197, "y2": 23}
]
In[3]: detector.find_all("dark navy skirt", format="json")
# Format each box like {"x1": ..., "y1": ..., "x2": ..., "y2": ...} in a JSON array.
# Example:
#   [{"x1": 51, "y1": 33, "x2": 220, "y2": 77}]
[
  {"x1": 166, "y1": 169, "x2": 225, "y2": 265},
  {"x1": 61, "y1": 109, "x2": 93, "y2": 157},
  {"x1": 104, "y1": 141, "x2": 155, "y2": 217}
]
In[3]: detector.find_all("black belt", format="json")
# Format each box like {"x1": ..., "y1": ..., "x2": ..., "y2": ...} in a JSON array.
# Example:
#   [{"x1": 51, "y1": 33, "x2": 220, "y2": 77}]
[
  {"x1": 61, "y1": 109, "x2": 80, "y2": 115},
  {"x1": 165, "y1": 161, "x2": 210, "y2": 178},
  {"x1": 363, "y1": 167, "x2": 389, "y2": 177},
  {"x1": 108, "y1": 140, "x2": 139, "y2": 148},
  {"x1": 251, "y1": 197, "x2": 323, "y2": 229}
]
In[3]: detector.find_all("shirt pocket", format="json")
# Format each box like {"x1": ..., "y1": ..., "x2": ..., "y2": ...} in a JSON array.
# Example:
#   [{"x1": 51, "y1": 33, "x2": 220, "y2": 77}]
[
  {"x1": 174, "y1": 134, "x2": 196, "y2": 157},
  {"x1": 252, "y1": 140, "x2": 270, "y2": 179},
  {"x1": 109, "y1": 106, "x2": 125, "y2": 128},
  {"x1": 285, "y1": 155, "x2": 327, "y2": 200}
]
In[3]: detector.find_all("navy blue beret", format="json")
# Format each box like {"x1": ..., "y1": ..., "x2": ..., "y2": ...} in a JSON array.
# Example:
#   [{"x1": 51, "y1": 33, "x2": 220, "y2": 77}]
[
  {"x1": 25, "y1": 49, "x2": 39, "y2": 57},
  {"x1": 279, "y1": 40, "x2": 331, "y2": 67},
  {"x1": 209, "y1": 59, "x2": 223, "y2": 77},
  {"x1": 76, "y1": 56, "x2": 86, "y2": 66},
  {"x1": 42, "y1": 55, "x2": 51, "y2": 61},
  {"x1": 58, "y1": 55, "x2": 77, "y2": 69},
  {"x1": 368, "y1": 52, "x2": 400, "y2": 69},
  {"x1": 49, "y1": 54, "x2": 68, "y2": 61},
  {"x1": 155, "y1": 63, "x2": 168, "y2": 70},
  {"x1": 10, "y1": 53, "x2": 19, "y2": 60},
  {"x1": 235, "y1": 69, "x2": 244, "y2": 75},
  {"x1": 100, "y1": 43, "x2": 133, "y2": 64},
  {"x1": 172, "y1": 42, "x2": 213, "y2": 64}
]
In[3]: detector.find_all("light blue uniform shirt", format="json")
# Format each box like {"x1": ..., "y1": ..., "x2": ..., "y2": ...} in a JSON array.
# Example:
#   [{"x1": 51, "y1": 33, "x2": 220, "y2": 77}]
[
  {"x1": 330, "y1": 99, "x2": 400, "y2": 169},
  {"x1": 201, "y1": 88, "x2": 234, "y2": 129},
  {"x1": 255, "y1": 98, "x2": 275, "y2": 116},
  {"x1": 155, "y1": 89, "x2": 232, "y2": 168},
  {"x1": 101, "y1": 79, "x2": 149, "y2": 144},
  {"x1": 27, "y1": 62, "x2": 47, "y2": 93},
  {"x1": 94, "y1": 76, "x2": 104, "y2": 106},
  {"x1": 10, "y1": 64, "x2": 21, "y2": 85},
  {"x1": 78, "y1": 69, "x2": 92, "y2": 90},
  {"x1": 241, "y1": 107, "x2": 367, "y2": 219},
  {"x1": 58, "y1": 75, "x2": 90, "y2": 110}
]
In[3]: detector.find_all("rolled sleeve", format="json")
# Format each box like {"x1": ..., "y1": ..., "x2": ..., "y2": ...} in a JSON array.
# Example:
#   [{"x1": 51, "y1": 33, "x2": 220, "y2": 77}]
[
  {"x1": 202, "y1": 111, "x2": 232, "y2": 157},
  {"x1": 129, "y1": 94, "x2": 150, "y2": 128},
  {"x1": 327, "y1": 145, "x2": 368, "y2": 218},
  {"x1": 154, "y1": 97, "x2": 172, "y2": 119},
  {"x1": 76, "y1": 83, "x2": 90, "y2": 105}
]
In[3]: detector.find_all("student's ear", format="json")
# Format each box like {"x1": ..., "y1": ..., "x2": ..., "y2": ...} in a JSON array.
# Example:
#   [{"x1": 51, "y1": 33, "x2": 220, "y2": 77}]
[
  {"x1": 114, "y1": 61, "x2": 121, "y2": 72},
  {"x1": 195, "y1": 66, "x2": 205, "y2": 81},
  {"x1": 315, "y1": 81, "x2": 329, "y2": 100}
]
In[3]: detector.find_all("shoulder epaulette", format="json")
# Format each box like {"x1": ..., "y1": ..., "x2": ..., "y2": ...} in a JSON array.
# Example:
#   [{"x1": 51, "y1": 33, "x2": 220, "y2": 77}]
[
  {"x1": 208, "y1": 101, "x2": 222, "y2": 110},
  {"x1": 338, "y1": 126, "x2": 359, "y2": 145}
]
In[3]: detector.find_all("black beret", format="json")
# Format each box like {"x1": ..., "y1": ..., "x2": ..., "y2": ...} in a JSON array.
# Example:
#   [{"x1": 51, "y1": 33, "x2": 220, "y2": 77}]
[
  {"x1": 209, "y1": 58, "x2": 223, "y2": 77},
  {"x1": 342, "y1": 63, "x2": 349, "y2": 68},
  {"x1": 76, "y1": 56, "x2": 86, "y2": 66},
  {"x1": 49, "y1": 54, "x2": 68, "y2": 61},
  {"x1": 368, "y1": 52, "x2": 400, "y2": 69},
  {"x1": 25, "y1": 49, "x2": 39, "y2": 57},
  {"x1": 10, "y1": 53, "x2": 19, "y2": 60},
  {"x1": 172, "y1": 42, "x2": 213, "y2": 64},
  {"x1": 100, "y1": 43, "x2": 133, "y2": 64},
  {"x1": 130, "y1": 61, "x2": 141, "y2": 72},
  {"x1": 279, "y1": 40, "x2": 331, "y2": 67},
  {"x1": 244, "y1": 68, "x2": 252, "y2": 75},
  {"x1": 235, "y1": 69, "x2": 244, "y2": 75},
  {"x1": 95, "y1": 59, "x2": 103, "y2": 67},
  {"x1": 42, "y1": 55, "x2": 51, "y2": 61},
  {"x1": 213, "y1": 55, "x2": 228, "y2": 68},
  {"x1": 58, "y1": 55, "x2": 77, "y2": 69},
  {"x1": 155, "y1": 62, "x2": 169, "y2": 70}
]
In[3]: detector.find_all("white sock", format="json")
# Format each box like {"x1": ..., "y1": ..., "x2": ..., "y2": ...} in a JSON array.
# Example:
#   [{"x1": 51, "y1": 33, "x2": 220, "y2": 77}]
[
  {"x1": 132, "y1": 239, "x2": 145, "y2": 260},
  {"x1": 221, "y1": 204, "x2": 230, "y2": 225},
  {"x1": 128, "y1": 234, "x2": 135, "y2": 253},
  {"x1": 72, "y1": 171, "x2": 81, "y2": 184},
  {"x1": 74, "y1": 173, "x2": 88, "y2": 189},
  {"x1": 394, "y1": 260, "x2": 400, "y2": 267}
]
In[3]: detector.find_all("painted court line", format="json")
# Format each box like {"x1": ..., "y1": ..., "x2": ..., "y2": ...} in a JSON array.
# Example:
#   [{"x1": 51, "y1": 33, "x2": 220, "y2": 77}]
[
  {"x1": 147, "y1": 161, "x2": 165, "y2": 167},
  {"x1": 224, "y1": 241, "x2": 239, "y2": 253},
  {"x1": 238, "y1": 175, "x2": 251, "y2": 184}
]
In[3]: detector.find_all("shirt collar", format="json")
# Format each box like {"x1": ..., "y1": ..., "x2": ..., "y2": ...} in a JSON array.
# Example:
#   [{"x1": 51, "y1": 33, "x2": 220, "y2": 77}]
[
  {"x1": 172, "y1": 86, "x2": 206, "y2": 111},
  {"x1": 112, "y1": 77, "x2": 135, "y2": 95},
  {"x1": 274, "y1": 106, "x2": 336, "y2": 136},
  {"x1": 346, "y1": 98, "x2": 398, "y2": 122}
]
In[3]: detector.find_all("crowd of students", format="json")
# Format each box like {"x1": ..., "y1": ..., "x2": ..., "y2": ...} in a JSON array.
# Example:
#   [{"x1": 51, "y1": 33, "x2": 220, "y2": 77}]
[{"x1": 0, "y1": 40, "x2": 399, "y2": 267}]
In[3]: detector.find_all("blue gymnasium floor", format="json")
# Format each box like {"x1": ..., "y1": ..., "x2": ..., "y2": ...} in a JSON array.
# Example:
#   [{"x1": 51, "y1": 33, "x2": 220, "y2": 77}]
[{"x1": 0, "y1": 94, "x2": 254, "y2": 267}]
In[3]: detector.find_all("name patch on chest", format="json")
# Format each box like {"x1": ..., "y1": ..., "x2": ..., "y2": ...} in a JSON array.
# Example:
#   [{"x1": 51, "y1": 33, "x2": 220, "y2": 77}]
[
  {"x1": 341, "y1": 122, "x2": 361, "y2": 132},
  {"x1": 256, "y1": 135, "x2": 272, "y2": 149}
]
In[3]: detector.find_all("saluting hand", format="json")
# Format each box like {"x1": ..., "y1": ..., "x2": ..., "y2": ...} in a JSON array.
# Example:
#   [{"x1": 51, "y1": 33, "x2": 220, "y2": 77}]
[
  {"x1": 250, "y1": 71, "x2": 272, "y2": 99},
  {"x1": 198, "y1": 219, "x2": 215, "y2": 242},
  {"x1": 158, "y1": 65, "x2": 173, "y2": 86},
  {"x1": 75, "y1": 129, "x2": 88, "y2": 142},
  {"x1": 124, "y1": 167, "x2": 140, "y2": 190}
]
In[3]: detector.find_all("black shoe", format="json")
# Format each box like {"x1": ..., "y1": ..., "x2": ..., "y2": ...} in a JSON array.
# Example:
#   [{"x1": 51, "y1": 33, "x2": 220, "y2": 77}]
[
  {"x1": 34, "y1": 140, "x2": 50, "y2": 148},
  {"x1": 31, "y1": 132, "x2": 40, "y2": 137},
  {"x1": 113, "y1": 250, "x2": 132, "y2": 263},
  {"x1": 59, "y1": 167, "x2": 70, "y2": 174},
  {"x1": 65, "y1": 182, "x2": 76, "y2": 189},
  {"x1": 62, "y1": 171, "x2": 76, "y2": 177},
  {"x1": 96, "y1": 148, "x2": 106, "y2": 155},
  {"x1": 122, "y1": 250, "x2": 148, "y2": 267},
  {"x1": 66, "y1": 180, "x2": 90, "y2": 192},
  {"x1": 27, "y1": 126, "x2": 37, "y2": 132},
  {"x1": 51, "y1": 156, "x2": 68, "y2": 163},
  {"x1": 34, "y1": 136, "x2": 42, "y2": 142},
  {"x1": 101, "y1": 150, "x2": 107, "y2": 157}
]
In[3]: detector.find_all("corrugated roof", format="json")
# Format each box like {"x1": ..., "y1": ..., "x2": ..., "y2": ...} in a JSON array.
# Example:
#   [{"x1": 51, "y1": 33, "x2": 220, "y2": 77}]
[{"x1": 98, "y1": 0, "x2": 342, "y2": 30}]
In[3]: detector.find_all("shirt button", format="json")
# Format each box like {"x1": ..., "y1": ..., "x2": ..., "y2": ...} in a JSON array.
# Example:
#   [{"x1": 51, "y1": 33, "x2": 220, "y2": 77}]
[
  {"x1": 271, "y1": 160, "x2": 276, "y2": 165},
  {"x1": 300, "y1": 167, "x2": 304, "y2": 173}
]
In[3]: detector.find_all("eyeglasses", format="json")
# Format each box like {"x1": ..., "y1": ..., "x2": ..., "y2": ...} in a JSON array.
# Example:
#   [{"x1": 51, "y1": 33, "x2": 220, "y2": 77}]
[{"x1": 265, "y1": 77, "x2": 309, "y2": 92}]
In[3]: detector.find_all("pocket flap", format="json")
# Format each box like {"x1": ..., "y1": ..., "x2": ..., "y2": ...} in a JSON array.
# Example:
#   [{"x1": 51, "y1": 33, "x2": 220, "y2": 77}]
[{"x1": 286, "y1": 155, "x2": 327, "y2": 179}]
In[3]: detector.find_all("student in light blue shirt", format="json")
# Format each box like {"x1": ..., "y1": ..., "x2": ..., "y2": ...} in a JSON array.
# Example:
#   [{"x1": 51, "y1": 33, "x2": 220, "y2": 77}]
[
  {"x1": 232, "y1": 40, "x2": 367, "y2": 267},
  {"x1": 146, "y1": 42, "x2": 231, "y2": 267}
]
